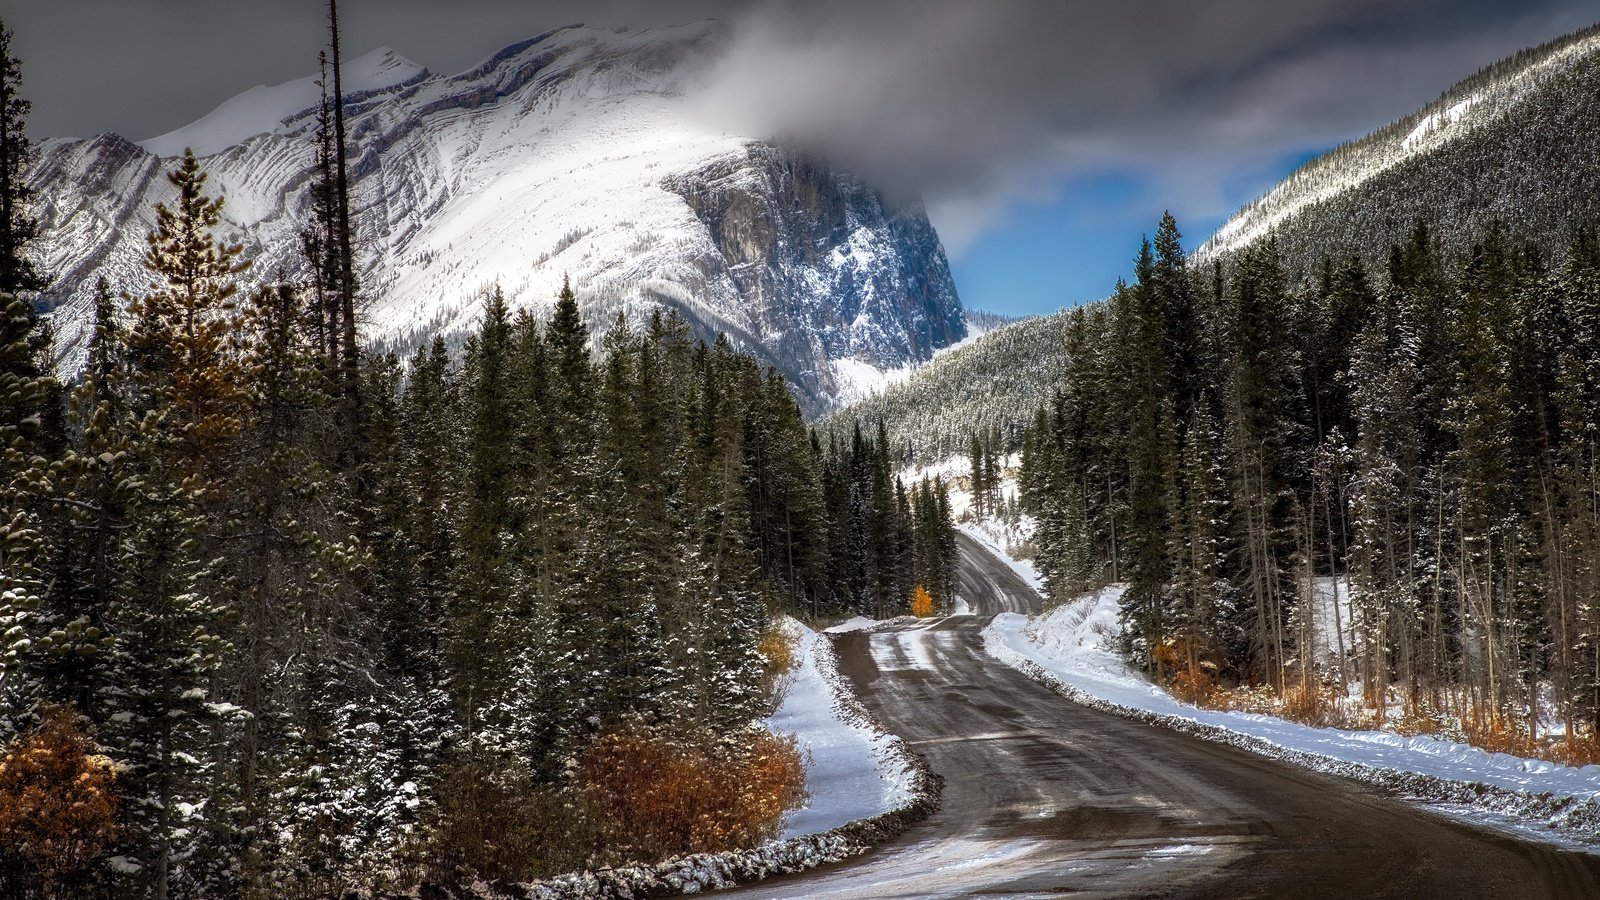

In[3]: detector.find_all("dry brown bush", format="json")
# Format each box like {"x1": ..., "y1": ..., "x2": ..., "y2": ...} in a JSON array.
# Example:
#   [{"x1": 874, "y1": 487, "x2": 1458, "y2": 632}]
[
  {"x1": 1168, "y1": 667, "x2": 1223, "y2": 707},
  {"x1": 1460, "y1": 711, "x2": 1540, "y2": 759},
  {"x1": 0, "y1": 707, "x2": 118, "y2": 895},
  {"x1": 1154, "y1": 637, "x2": 1225, "y2": 707},
  {"x1": 1547, "y1": 734, "x2": 1600, "y2": 768},
  {"x1": 1278, "y1": 682, "x2": 1349, "y2": 729},
  {"x1": 576, "y1": 726, "x2": 807, "y2": 862}
]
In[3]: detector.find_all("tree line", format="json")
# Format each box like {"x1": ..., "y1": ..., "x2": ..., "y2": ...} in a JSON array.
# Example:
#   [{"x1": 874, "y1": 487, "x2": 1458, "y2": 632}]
[
  {"x1": 0, "y1": 13, "x2": 956, "y2": 899},
  {"x1": 1022, "y1": 211, "x2": 1600, "y2": 751}
]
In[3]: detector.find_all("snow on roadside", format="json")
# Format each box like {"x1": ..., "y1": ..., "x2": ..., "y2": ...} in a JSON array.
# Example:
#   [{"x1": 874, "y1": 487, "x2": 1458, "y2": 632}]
[
  {"x1": 824, "y1": 616, "x2": 886, "y2": 634},
  {"x1": 957, "y1": 522, "x2": 1043, "y2": 595},
  {"x1": 979, "y1": 566, "x2": 1600, "y2": 849},
  {"x1": 510, "y1": 620, "x2": 942, "y2": 898},
  {"x1": 767, "y1": 618, "x2": 913, "y2": 836}
]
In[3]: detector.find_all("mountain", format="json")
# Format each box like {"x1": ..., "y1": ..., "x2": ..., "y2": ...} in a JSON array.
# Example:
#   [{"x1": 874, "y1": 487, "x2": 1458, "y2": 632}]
[
  {"x1": 818, "y1": 309, "x2": 1069, "y2": 462},
  {"x1": 29, "y1": 23, "x2": 964, "y2": 415},
  {"x1": 1197, "y1": 23, "x2": 1600, "y2": 276},
  {"x1": 834, "y1": 22, "x2": 1600, "y2": 458}
]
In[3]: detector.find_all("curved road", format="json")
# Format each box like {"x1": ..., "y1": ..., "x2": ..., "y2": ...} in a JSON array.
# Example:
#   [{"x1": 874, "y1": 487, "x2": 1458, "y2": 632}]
[{"x1": 725, "y1": 533, "x2": 1600, "y2": 898}]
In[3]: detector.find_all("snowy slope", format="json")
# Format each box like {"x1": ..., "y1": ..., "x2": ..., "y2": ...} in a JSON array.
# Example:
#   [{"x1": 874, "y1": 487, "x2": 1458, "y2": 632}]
[
  {"x1": 31, "y1": 23, "x2": 963, "y2": 414},
  {"x1": 765, "y1": 618, "x2": 913, "y2": 837},
  {"x1": 1197, "y1": 24, "x2": 1600, "y2": 272},
  {"x1": 140, "y1": 47, "x2": 428, "y2": 158}
]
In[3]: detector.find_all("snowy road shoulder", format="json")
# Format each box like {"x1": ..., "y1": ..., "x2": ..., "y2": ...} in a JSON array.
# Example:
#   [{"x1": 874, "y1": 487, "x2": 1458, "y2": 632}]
[
  {"x1": 981, "y1": 586, "x2": 1600, "y2": 851},
  {"x1": 766, "y1": 618, "x2": 915, "y2": 836},
  {"x1": 511, "y1": 618, "x2": 940, "y2": 898}
]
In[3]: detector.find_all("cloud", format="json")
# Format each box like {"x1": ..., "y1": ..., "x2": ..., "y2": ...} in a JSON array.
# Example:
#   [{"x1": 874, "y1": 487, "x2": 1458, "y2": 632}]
[
  {"x1": 685, "y1": 0, "x2": 1597, "y2": 255},
  {"x1": 10, "y1": 0, "x2": 1596, "y2": 255}
]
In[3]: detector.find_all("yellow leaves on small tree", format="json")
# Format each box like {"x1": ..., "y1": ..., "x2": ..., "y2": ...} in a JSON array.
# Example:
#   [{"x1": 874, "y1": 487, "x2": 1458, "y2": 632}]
[
  {"x1": 910, "y1": 584, "x2": 935, "y2": 618},
  {"x1": 0, "y1": 707, "x2": 119, "y2": 891},
  {"x1": 756, "y1": 622, "x2": 798, "y2": 710}
]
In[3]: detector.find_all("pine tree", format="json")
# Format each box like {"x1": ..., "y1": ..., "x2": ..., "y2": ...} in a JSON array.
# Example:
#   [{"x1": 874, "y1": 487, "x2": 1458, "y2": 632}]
[
  {"x1": 83, "y1": 148, "x2": 254, "y2": 900},
  {"x1": 0, "y1": 19, "x2": 44, "y2": 296},
  {"x1": 1223, "y1": 240, "x2": 1304, "y2": 689},
  {"x1": 0, "y1": 293, "x2": 52, "y2": 713},
  {"x1": 33, "y1": 282, "x2": 123, "y2": 719},
  {"x1": 327, "y1": 0, "x2": 360, "y2": 423},
  {"x1": 128, "y1": 150, "x2": 250, "y2": 469}
]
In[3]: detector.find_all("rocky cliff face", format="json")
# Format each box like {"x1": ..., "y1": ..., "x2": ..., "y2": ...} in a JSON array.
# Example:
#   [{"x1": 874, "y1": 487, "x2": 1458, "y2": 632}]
[
  {"x1": 30, "y1": 23, "x2": 963, "y2": 415},
  {"x1": 666, "y1": 146, "x2": 962, "y2": 403}
]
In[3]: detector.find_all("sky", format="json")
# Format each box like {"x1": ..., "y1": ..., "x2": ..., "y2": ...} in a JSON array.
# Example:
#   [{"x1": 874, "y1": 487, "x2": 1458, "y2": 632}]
[{"x1": 6, "y1": 0, "x2": 1598, "y2": 317}]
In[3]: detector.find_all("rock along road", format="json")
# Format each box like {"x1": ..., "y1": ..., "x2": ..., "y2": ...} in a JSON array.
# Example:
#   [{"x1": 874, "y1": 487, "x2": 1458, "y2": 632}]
[{"x1": 721, "y1": 533, "x2": 1600, "y2": 899}]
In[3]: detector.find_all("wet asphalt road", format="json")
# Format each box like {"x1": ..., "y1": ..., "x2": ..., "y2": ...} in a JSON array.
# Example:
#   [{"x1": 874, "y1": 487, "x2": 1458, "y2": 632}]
[{"x1": 721, "y1": 533, "x2": 1600, "y2": 899}]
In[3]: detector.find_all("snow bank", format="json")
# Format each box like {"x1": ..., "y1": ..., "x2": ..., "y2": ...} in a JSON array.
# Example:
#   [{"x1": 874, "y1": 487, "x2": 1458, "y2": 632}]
[
  {"x1": 824, "y1": 616, "x2": 886, "y2": 634},
  {"x1": 499, "y1": 619, "x2": 943, "y2": 899},
  {"x1": 983, "y1": 586, "x2": 1600, "y2": 850},
  {"x1": 768, "y1": 618, "x2": 914, "y2": 835}
]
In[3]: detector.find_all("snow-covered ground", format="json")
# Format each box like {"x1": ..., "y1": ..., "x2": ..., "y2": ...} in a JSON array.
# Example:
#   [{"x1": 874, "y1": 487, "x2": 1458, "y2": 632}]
[
  {"x1": 765, "y1": 618, "x2": 914, "y2": 837},
  {"x1": 975, "y1": 549, "x2": 1600, "y2": 848},
  {"x1": 519, "y1": 619, "x2": 938, "y2": 897}
]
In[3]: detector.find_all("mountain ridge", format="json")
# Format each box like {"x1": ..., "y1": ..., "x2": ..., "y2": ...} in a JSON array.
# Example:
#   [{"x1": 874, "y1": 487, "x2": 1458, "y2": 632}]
[
  {"x1": 30, "y1": 22, "x2": 964, "y2": 415},
  {"x1": 1197, "y1": 21, "x2": 1600, "y2": 273},
  {"x1": 835, "y1": 20, "x2": 1600, "y2": 456}
]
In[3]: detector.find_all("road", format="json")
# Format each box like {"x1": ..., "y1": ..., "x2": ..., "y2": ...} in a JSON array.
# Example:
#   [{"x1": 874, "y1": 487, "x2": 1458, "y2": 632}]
[{"x1": 723, "y1": 532, "x2": 1600, "y2": 898}]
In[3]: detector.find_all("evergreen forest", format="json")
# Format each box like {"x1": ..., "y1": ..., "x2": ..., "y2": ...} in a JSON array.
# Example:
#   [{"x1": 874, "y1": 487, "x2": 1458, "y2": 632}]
[
  {"x1": 0, "y1": 18, "x2": 958, "y2": 898},
  {"x1": 1021, "y1": 211, "x2": 1600, "y2": 757}
]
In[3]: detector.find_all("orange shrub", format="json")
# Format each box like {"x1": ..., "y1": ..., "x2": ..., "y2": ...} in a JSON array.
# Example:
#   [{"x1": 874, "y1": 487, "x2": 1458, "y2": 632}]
[
  {"x1": 756, "y1": 623, "x2": 798, "y2": 711},
  {"x1": 1279, "y1": 682, "x2": 1350, "y2": 729},
  {"x1": 1460, "y1": 711, "x2": 1540, "y2": 759},
  {"x1": 576, "y1": 726, "x2": 807, "y2": 861},
  {"x1": 756, "y1": 625, "x2": 796, "y2": 677},
  {"x1": 0, "y1": 708, "x2": 119, "y2": 892},
  {"x1": 1168, "y1": 667, "x2": 1222, "y2": 707},
  {"x1": 1155, "y1": 636, "x2": 1225, "y2": 707},
  {"x1": 909, "y1": 585, "x2": 935, "y2": 618},
  {"x1": 1548, "y1": 734, "x2": 1600, "y2": 768}
]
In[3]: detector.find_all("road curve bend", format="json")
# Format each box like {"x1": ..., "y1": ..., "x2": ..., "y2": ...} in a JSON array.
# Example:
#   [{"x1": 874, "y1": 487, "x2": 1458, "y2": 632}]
[{"x1": 722, "y1": 533, "x2": 1600, "y2": 899}]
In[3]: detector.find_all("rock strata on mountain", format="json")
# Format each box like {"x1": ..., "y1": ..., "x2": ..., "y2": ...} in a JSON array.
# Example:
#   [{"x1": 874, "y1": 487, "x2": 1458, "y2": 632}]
[{"x1": 31, "y1": 23, "x2": 964, "y2": 414}]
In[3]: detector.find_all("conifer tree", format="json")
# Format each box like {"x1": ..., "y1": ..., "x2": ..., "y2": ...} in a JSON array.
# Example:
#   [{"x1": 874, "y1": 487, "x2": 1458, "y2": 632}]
[
  {"x1": 0, "y1": 294, "x2": 51, "y2": 712},
  {"x1": 0, "y1": 20, "x2": 43, "y2": 296}
]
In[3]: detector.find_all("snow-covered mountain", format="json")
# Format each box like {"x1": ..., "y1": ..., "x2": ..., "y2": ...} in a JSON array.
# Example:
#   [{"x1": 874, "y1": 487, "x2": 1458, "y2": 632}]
[
  {"x1": 1197, "y1": 23, "x2": 1600, "y2": 276},
  {"x1": 834, "y1": 22, "x2": 1600, "y2": 459},
  {"x1": 30, "y1": 23, "x2": 964, "y2": 415}
]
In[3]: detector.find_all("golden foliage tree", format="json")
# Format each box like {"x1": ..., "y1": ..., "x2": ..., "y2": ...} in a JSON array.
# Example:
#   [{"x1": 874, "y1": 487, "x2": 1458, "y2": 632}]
[
  {"x1": 0, "y1": 707, "x2": 118, "y2": 894},
  {"x1": 910, "y1": 584, "x2": 935, "y2": 618},
  {"x1": 129, "y1": 149, "x2": 250, "y2": 472}
]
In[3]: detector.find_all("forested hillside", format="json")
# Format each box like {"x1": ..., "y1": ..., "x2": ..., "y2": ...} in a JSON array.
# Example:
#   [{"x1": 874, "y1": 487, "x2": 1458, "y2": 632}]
[
  {"x1": 836, "y1": 24, "x2": 1600, "y2": 468},
  {"x1": 1021, "y1": 210, "x2": 1600, "y2": 759},
  {"x1": 1198, "y1": 24, "x2": 1600, "y2": 281},
  {"x1": 0, "y1": 18, "x2": 960, "y2": 896},
  {"x1": 818, "y1": 310, "x2": 1073, "y2": 462}
]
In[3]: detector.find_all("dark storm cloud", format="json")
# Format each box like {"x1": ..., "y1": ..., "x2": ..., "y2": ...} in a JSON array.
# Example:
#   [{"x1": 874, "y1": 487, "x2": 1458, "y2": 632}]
[
  {"x1": 690, "y1": 0, "x2": 1598, "y2": 249},
  {"x1": 6, "y1": 0, "x2": 1597, "y2": 251},
  {"x1": 3, "y1": 0, "x2": 733, "y2": 141}
]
